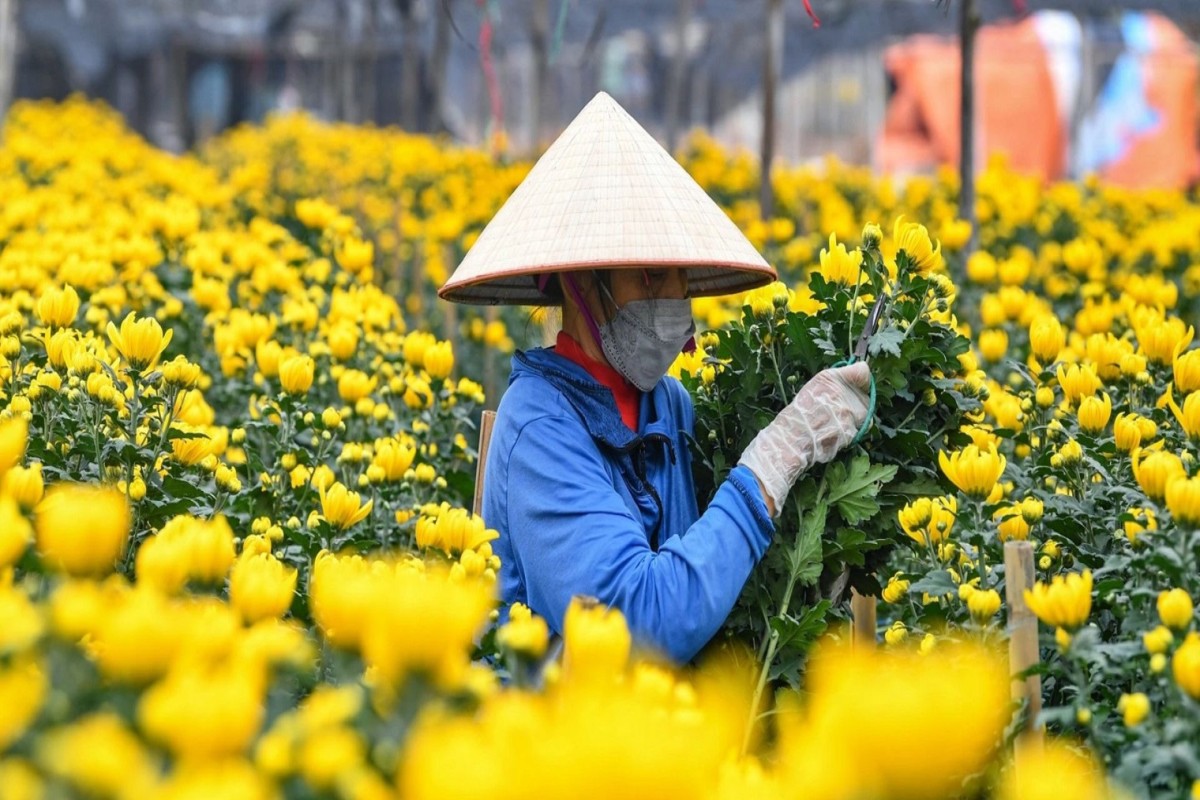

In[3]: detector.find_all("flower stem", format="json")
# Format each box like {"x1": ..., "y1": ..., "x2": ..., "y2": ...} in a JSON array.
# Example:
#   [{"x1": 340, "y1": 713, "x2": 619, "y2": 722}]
[{"x1": 742, "y1": 479, "x2": 828, "y2": 755}]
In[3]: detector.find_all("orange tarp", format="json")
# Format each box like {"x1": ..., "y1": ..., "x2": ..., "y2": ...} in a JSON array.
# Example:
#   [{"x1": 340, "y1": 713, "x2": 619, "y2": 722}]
[
  {"x1": 878, "y1": 19, "x2": 1064, "y2": 180},
  {"x1": 1101, "y1": 15, "x2": 1199, "y2": 189}
]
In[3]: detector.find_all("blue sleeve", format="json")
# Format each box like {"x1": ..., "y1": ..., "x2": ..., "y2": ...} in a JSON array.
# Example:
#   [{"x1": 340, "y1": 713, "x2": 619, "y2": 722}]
[{"x1": 504, "y1": 411, "x2": 774, "y2": 663}]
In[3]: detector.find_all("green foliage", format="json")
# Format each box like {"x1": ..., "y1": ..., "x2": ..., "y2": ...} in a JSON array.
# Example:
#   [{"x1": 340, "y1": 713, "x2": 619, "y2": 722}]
[{"x1": 683, "y1": 238, "x2": 981, "y2": 686}]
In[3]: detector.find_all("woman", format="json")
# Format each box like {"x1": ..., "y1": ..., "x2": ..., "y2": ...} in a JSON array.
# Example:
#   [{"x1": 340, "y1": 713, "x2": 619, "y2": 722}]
[{"x1": 439, "y1": 93, "x2": 871, "y2": 663}]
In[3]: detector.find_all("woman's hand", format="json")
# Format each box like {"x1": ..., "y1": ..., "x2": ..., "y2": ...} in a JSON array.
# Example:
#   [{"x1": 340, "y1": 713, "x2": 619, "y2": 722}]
[{"x1": 738, "y1": 362, "x2": 872, "y2": 516}]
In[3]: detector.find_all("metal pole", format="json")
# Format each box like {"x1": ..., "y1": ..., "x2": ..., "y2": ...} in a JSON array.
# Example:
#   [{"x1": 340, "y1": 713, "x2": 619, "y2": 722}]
[
  {"x1": 431, "y1": 0, "x2": 452, "y2": 133},
  {"x1": 665, "y1": 0, "x2": 694, "y2": 152},
  {"x1": 529, "y1": 0, "x2": 550, "y2": 148},
  {"x1": 958, "y1": 0, "x2": 978, "y2": 250},
  {"x1": 0, "y1": 0, "x2": 17, "y2": 122},
  {"x1": 760, "y1": 0, "x2": 783, "y2": 220}
]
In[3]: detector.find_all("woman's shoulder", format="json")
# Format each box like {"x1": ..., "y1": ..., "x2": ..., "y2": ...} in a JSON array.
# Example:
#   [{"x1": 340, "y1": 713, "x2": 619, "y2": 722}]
[
  {"x1": 495, "y1": 370, "x2": 580, "y2": 435},
  {"x1": 658, "y1": 375, "x2": 693, "y2": 406},
  {"x1": 655, "y1": 375, "x2": 695, "y2": 424}
]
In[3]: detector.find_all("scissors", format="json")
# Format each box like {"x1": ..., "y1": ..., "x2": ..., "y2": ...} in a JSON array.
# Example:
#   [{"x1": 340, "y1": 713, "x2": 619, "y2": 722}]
[
  {"x1": 853, "y1": 292, "x2": 890, "y2": 363},
  {"x1": 834, "y1": 291, "x2": 888, "y2": 444}
]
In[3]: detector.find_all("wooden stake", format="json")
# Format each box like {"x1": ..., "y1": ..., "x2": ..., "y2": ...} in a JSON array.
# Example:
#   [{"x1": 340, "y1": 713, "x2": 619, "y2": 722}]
[
  {"x1": 472, "y1": 410, "x2": 497, "y2": 517},
  {"x1": 851, "y1": 588, "x2": 877, "y2": 649},
  {"x1": 1004, "y1": 540, "x2": 1042, "y2": 739}
]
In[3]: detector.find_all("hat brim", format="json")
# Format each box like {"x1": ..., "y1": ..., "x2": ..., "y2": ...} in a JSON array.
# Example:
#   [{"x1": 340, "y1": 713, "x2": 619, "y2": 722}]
[{"x1": 437, "y1": 260, "x2": 778, "y2": 306}]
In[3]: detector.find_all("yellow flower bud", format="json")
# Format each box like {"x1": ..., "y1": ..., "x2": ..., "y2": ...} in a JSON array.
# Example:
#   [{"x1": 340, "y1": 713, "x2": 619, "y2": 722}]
[
  {"x1": 35, "y1": 285, "x2": 80, "y2": 329},
  {"x1": 1143, "y1": 625, "x2": 1174, "y2": 655},
  {"x1": 1076, "y1": 392, "x2": 1111, "y2": 433},
  {"x1": 278, "y1": 355, "x2": 315, "y2": 395},
  {"x1": 1117, "y1": 692, "x2": 1150, "y2": 727},
  {"x1": 36, "y1": 484, "x2": 130, "y2": 577},
  {"x1": 3, "y1": 464, "x2": 44, "y2": 512},
  {"x1": 1158, "y1": 588, "x2": 1194, "y2": 631},
  {"x1": 884, "y1": 620, "x2": 908, "y2": 645},
  {"x1": 968, "y1": 588, "x2": 1001, "y2": 624},
  {"x1": 230, "y1": 553, "x2": 298, "y2": 623},
  {"x1": 1029, "y1": 315, "x2": 1065, "y2": 363}
]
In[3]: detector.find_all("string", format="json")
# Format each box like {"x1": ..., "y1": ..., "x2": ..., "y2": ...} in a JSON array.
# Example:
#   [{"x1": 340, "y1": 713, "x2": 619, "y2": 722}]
[{"x1": 801, "y1": 0, "x2": 820, "y2": 29}]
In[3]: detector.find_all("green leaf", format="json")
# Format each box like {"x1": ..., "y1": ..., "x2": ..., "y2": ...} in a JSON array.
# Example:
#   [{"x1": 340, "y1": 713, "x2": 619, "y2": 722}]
[
  {"x1": 868, "y1": 327, "x2": 906, "y2": 359},
  {"x1": 824, "y1": 453, "x2": 900, "y2": 524},
  {"x1": 791, "y1": 499, "x2": 827, "y2": 587},
  {"x1": 769, "y1": 600, "x2": 833, "y2": 656},
  {"x1": 907, "y1": 570, "x2": 958, "y2": 597},
  {"x1": 161, "y1": 475, "x2": 210, "y2": 502}
]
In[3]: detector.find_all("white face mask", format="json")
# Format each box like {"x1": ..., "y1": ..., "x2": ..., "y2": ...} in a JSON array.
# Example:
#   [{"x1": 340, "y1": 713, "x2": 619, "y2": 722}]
[{"x1": 596, "y1": 285, "x2": 696, "y2": 393}]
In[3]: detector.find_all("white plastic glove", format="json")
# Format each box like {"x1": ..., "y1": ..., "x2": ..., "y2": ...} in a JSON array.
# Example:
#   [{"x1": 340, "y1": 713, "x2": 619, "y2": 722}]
[{"x1": 738, "y1": 362, "x2": 872, "y2": 516}]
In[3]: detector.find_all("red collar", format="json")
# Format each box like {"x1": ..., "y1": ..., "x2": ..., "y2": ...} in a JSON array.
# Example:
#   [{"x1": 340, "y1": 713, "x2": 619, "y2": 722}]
[{"x1": 555, "y1": 331, "x2": 640, "y2": 431}]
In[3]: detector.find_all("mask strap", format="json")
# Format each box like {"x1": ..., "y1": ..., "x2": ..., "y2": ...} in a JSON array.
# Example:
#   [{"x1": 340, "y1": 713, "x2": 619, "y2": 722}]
[{"x1": 562, "y1": 273, "x2": 605, "y2": 352}]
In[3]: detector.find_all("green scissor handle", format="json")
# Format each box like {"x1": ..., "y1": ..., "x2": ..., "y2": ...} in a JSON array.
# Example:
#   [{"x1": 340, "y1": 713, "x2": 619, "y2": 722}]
[
  {"x1": 833, "y1": 291, "x2": 888, "y2": 445},
  {"x1": 831, "y1": 355, "x2": 877, "y2": 446}
]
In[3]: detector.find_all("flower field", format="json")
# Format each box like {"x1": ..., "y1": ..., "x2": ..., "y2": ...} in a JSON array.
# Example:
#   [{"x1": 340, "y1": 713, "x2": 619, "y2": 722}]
[{"x1": 1, "y1": 95, "x2": 1199, "y2": 798}]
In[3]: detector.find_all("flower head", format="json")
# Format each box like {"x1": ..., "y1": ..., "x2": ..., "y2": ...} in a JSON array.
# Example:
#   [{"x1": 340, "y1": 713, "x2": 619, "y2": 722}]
[
  {"x1": 106, "y1": 312, "x2": 173, "y2": 370},
  {"x1": 1028, "y1": 316, "x2": 1065, "y2": 364},
  {"x1": 1158, "y1": 588, "x2": 1194, "y2": 631},
  {"x1": 337, "y1": 369, "x2": 377, "y2": 403},
  {"x1": 1174, "y1": 348, "x2": 1200, "y2": 394},
  {"x1": 898, "y1": 495, "x2": 957, "y2": 545},
  {"x1": 994, "y1": 506, "x2": 1030, "y2": 542},
  {"x1": 415, "y1": 506, "x2": 498, "y2": 554},
  {"x1": 1113, "y1": 413, "x2": 1142, "y2": 452},
  {"x1": 818, "y1": 233, "x2": 865, "y2": 287},
  {"x1": 0, "y1": 417, "x2": 28, "y2": 478},
  {"x1": 319, "y1": 482, "x2": 373, "y2": 530},
  {"x1": 1169, "y1": 391, "x2": 1200, "y2": 443},
  {"x1": 230, "y1": 552, "x2": 298, "y2": 623},
  {"x1": 1165, "y1": 474, "x2": 1200, "y2": 527},
  {"x1": 36, "y1": 484, "x2": 131, "y2": 576},
  {"x1": 892, "y1": 216, "x2": 941, "y2": 275},
  {"x1": 496, "y1": 603, "x2": 550, "y2": 659},
  {"x1": 1173, "y1": 632, "x2": 1200, "y2": 700},
  {"x1": 1024, "y1": 570, "x2": 1092, "y2": 631},
  {"x1": 1056, "y1": 363, "x2": 1101, "y2": 405},
  {"x1": 1132, "y1": 449, "x2": 1185, "y2": 503},
  {"x1": 563, "y1": 598, "x2": 632, "y2": 682},
  {"x1": 35, "y1": 285, "x2": 80, "y2": 329},
  {"x1": 938, "y1": 443, "x2": 1006, "y2": 500},
  {"x1": 1117, "y1": 692, "x2": 1150, "y2": 727},
  {"x1": 279, "y1": 355, "x2": 315, "y2": 395},
  {"x1": 967, "y1": 588, "x2": 1001, "y2": 624},
  {"x1": 2, "y1": 463, "x2": 43, "y2": 511},
  {"x1": 1076, "y1": 392, "x2": 1111, "y2": 434}
]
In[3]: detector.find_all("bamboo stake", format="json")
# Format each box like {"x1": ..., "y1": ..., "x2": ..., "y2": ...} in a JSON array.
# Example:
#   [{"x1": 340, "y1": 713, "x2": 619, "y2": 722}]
[
  {"x1": 483, "y1": 306, "x2": 499, "y2": 410},
  {"x1": 472, "y1": 410, "x2": 497, "y2": 517},
  {"x1": 1004, "y1": 540, "x2": 1042, "y2": 740},
  {"x1": 851, "y1": 588, "x2": 877, "y2": 649}
]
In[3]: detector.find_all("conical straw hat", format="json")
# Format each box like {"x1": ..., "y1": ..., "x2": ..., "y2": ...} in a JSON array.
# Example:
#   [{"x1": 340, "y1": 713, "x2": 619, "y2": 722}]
[{"x1": 439, "y1": 92, "x2": 776, "y2": 305}]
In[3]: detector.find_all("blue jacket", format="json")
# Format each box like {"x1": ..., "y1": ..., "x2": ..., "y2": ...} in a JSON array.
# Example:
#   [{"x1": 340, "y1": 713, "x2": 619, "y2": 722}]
[{"x1": 483, "y1": 346, "x2": 774, "y2": 663}]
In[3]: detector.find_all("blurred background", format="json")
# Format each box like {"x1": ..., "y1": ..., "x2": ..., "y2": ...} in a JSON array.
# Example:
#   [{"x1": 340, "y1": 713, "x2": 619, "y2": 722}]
[{"x1": 1, "y1": 0, "x2": 1197, "y2": 188}]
